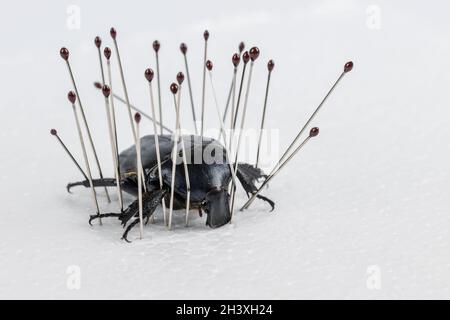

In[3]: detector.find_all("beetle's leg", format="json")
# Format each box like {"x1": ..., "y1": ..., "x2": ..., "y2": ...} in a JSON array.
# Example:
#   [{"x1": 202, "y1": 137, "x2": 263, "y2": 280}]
[
  {"x1": 235, "y1": 163, "x2": 275, "y2": 211},
  {"x1": 87, "y1": 193, "x2": 140, "y2": 226},
  {"x1": 118, "y1": 199, "x2": 139, "y2": 227},
  {"x1": 67, "y1": 178, "x2": 117, "y2": 193},
  {"x1": 121, "y1": 219, "x2": 141, "y2": 243},
  {"x1": 89, "y1": 189, "x2": 163, "y2": 229},
  {"x1": 88, "y1": 213, "x2": 122, "y2": 226},
  {"x1": 254, "y1": 194, "x2": 275, "y2": 211},
  {"x1": 121, "y1": 189, "x2": 167, "y2": 242},
  {"x1": 87, "y1": 192, "x2": 140, "y2": 226},
  {"x1": 120, "y1": 189, "x2": 167, "y2": 227},
  {"x1": 235, "y1": 163, "x2": 267, "y2": 193}
]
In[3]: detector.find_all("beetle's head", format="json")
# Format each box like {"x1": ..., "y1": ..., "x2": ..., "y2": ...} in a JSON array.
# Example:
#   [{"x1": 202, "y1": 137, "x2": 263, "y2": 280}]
[{"x1": 202, "y1": 188, "x2": 231, "y2": 228}]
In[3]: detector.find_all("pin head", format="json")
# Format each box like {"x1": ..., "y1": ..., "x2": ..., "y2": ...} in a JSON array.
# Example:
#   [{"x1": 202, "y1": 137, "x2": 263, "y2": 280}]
[
  {"x1": 344, "y1": 61, "x2": 353, "y2": 73},
  {"x1": 177, "y1": 72, "x2": 185, "y2": 85},
  {"x1": 170, "y1": 82, "x2": 178, "y2": 94},
  {"x1": 145, "y1": 68, "x2": 154, "y2": 82},
  {"x1": 309, "y1": 127, "x2": 319, "y2": 137},
  {"x1": 249, "y1": 47, "x2": 260, "y2": 61},
  {"x1": 239, "y1": 42, "x2": 245, "y2": 53},
  {"x1": 204, "y1": 30, "x2": 210, "y2": 41},
  {"x1": 94, "y1": 36, "x2": 102, "y2": 48},
  {"x1": 242, "y1": 51, "x2": 250, "y2": 64},
  {"x1": 94, "y1": 82, "x2": 102, "y2": 89},
  {"x1": 232, "y1": 53, "x2": 240, "y2": 67},
  {"x1": 60, "y1": 47, "x2": 69, "y2": 60},
  {"x1": 153, "y1": 40, "x2": 160, "y2": 52},
  {"x1": 134, "y1": 112, "x2": 141, "y2": 123},
  {"x1": 68, "y1": 91, "x2": 76, "y2": 104},
  {"x1": 206, "y1": 60, "x2": 213, "y2": 71},
  {"x1": 110, "y1": 27, "x2": 117, "y2": 39},
  {"x1": 50, "y1": 129, "x2": 57, "y2": 136},
  {"x1": 268, "y1": 59, "x2": 275, "y2": 72},
  {"x1": 102, "y1": 85, "x2": 111, "y2": 98},
  {"x1": 104, "y1": 47, "x2": 111, "y2": 60},
  {"x1": 180, "y1": 43, "x2": 187, "y2": 55}
]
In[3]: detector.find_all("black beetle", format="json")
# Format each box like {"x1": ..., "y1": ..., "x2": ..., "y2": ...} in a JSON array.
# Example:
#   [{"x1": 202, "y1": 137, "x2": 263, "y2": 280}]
[{"x1": 68, "y1": 134, "x2": 273, "y2": 241}]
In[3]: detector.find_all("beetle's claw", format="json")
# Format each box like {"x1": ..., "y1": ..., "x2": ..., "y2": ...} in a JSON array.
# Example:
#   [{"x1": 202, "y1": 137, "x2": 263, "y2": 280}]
[
  {"x1": 121, "y1": 218, "x2": 141, "y2": 243},
  {"x1": 121, "y1": 235, "x2": 132, "y2": 243},
  {"x1": 88, "y1": 215, "x2": 96, "y2": 226},
  {"x1": 255, "y1": 194, "x2": 275, "y2": 212},
  {"x1": 66, "y1": 181, "x2": 87, "y2": 193}
]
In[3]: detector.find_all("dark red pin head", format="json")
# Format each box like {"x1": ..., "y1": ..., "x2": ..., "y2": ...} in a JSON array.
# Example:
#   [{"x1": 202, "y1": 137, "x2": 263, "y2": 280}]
[
  {"x1": 232, "y1": 53, "x2": 240, "y2": 67},
  {"x1": 102, "y1": 85, "x2": 111, "y2": 98},
  {"x1": 239, "y1": 42, "x2": 245, "y2": 53},
  {"x1": 50, "y1": 129, "x2": 57, "y2": 136},
  {"x1": 180, "y1": 43, "x2": 187, "y2": 55},
  {"x1": 249, "y1": 47, "x2": 260, "y2": 61},
  {"x1": 177, "y1": 72, "x2": 185, "y2": 85},
  {"x1": 344, "y1": 61, "x2": 353, "y2": 73},
  {"x1": 145, "y1": 68, "x2": 154, "y2": 82},
  {"x1": 153, "y1": 40, "x2": 160, "y2": 52},
  {"x1": 94, "y1": 36, "x2": 102, "y2": 48},
  {"x1": 110, "y1": 27, "x2": 117, "y2": 39},
  {"x1": 206, "y1": 60, "x2": 213, "y2": 71},
  {"x1": 268, "y1": 59, "x2": 275, "y2": 72},
  {"x1": 104, "y1": 47, "x2": 111, "y2": 60},
  {"x1": 203, "y1": 30, "x2": 210, "y2": 41},
  {"x1": 134, "y1": 112, "x2": 141, "y2": 123},
  {"x1": 94, "y1": 82, "x2": 102, "y2": 89},
  {"x1": 170, "y1": 82, "x2": 178, "y2": 94},
  {"x1": 309, "y1": 127, "x2": 319, "y2": 137},
  {"x1": 60, "y1": 47, "x2": 69, "y2": 60},
  {"x1": 242, "y1": 51, "x2": 250, "y2": 64},
  {"x1": 68, "y1": 91, "x2": 76, "y2": 104}
]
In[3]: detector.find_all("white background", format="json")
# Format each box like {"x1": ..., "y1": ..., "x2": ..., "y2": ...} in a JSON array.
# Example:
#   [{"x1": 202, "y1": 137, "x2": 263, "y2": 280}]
[{"x1": 0, "y1": 0, "x2": 449, "y2": 299}]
